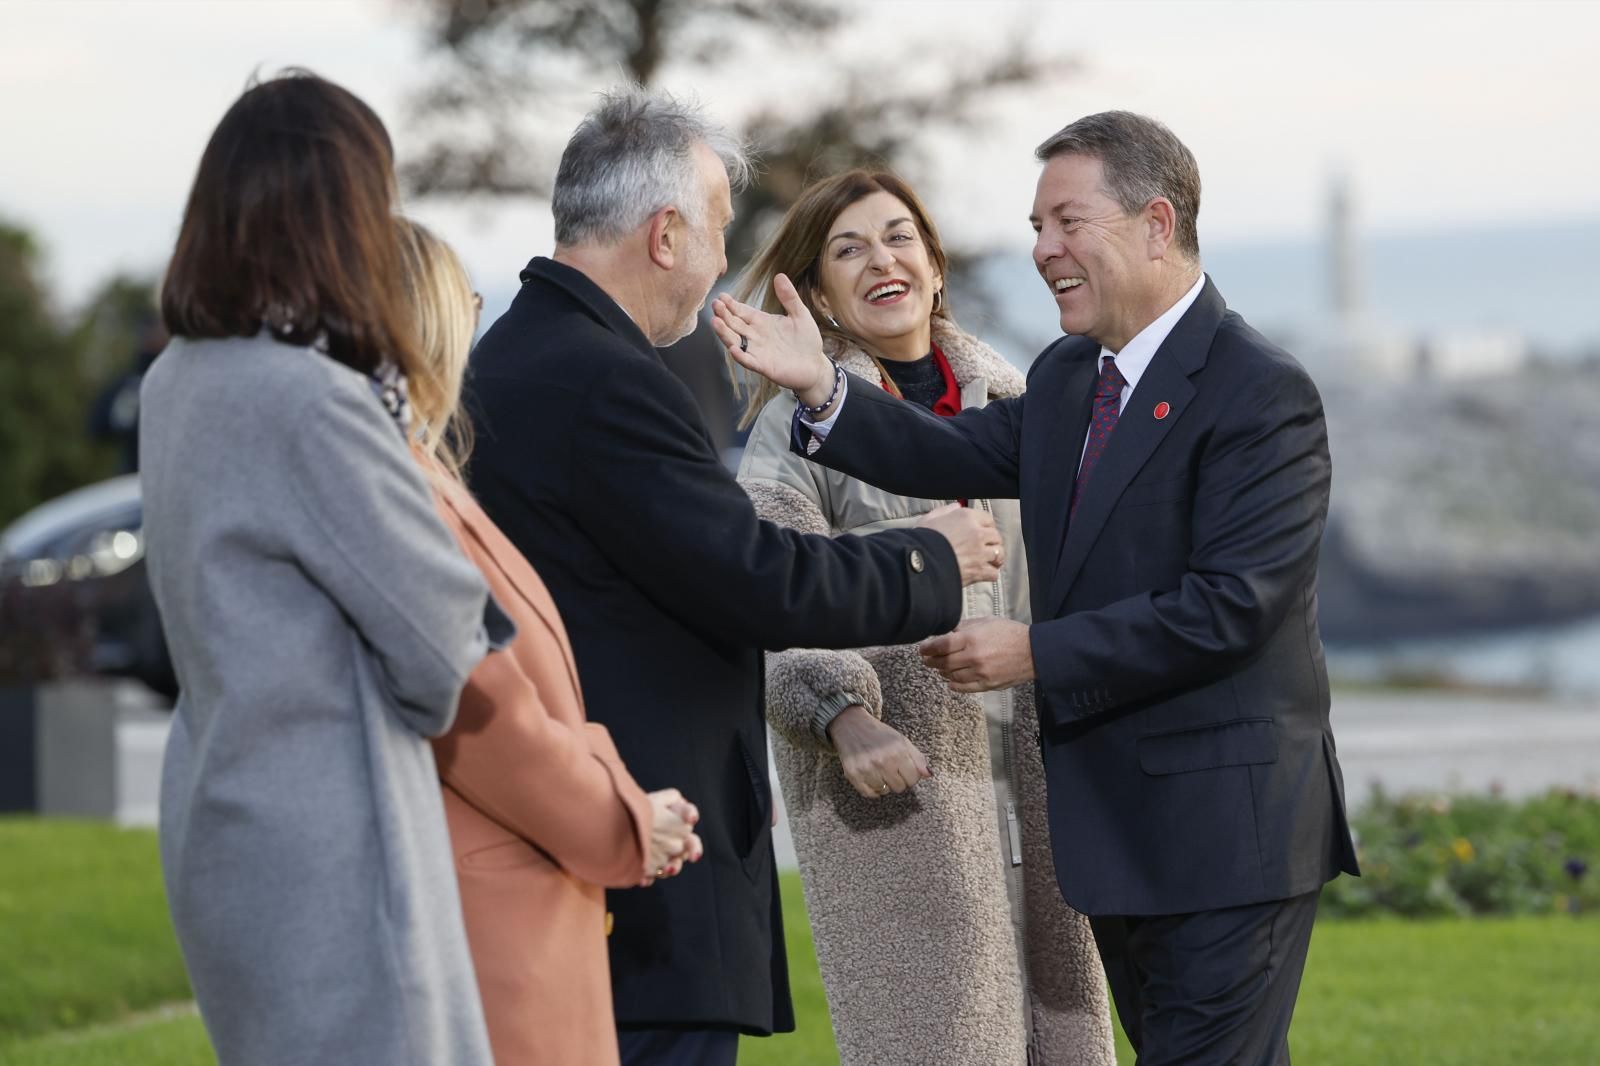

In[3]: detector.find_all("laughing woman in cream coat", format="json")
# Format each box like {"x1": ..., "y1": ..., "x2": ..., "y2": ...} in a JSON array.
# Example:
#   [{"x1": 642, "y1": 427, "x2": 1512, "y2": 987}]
[{"x1": 734, "y1": 170, "x2": 1115, "y2": 1066}]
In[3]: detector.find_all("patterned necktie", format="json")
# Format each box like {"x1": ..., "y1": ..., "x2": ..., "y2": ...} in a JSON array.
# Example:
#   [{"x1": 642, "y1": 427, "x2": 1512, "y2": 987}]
[{"x1": 1070, "y1": 355, "x2": 1127, "y2": 518}]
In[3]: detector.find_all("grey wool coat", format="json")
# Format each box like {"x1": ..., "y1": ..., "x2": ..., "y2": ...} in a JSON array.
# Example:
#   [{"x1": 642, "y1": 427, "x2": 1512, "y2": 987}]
[
  {"x1": 738, "y1": 321, "x2": 1116, "y2": 1066},
  {"x1": 139, "y1": 335, "x2": 502, "y2": 1066}
]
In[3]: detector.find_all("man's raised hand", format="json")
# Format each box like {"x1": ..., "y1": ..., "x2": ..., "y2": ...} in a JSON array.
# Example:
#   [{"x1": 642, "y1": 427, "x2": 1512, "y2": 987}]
[{"x1": 711, "y1": 274, "x2": 836, "y2": 409}]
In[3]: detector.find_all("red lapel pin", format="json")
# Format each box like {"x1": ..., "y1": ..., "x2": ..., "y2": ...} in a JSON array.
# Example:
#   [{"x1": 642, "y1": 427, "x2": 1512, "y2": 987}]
[{"x1": 1153, "y1": 401, "x2": 1171, "y2": 420}]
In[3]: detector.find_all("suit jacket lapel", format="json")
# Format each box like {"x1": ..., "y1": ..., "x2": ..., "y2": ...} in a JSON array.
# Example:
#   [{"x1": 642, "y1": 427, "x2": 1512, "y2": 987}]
[
  {"x1": 1032, "y1": 352, "x2": 1098, "y2": 602},
  {"x1": 1047, "y1": 278, "x2": 1226, "y2": 615}
]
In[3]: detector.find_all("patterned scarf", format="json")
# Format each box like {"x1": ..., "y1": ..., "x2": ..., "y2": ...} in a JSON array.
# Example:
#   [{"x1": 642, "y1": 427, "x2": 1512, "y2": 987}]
[{"x1": 368, "y1": 361, "x2": 412, "y2": 431}]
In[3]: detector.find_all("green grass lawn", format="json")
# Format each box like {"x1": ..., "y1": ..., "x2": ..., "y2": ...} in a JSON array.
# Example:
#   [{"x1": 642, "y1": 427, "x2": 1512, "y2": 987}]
[
  {"x1": 0, "y1": 820, "x2": 190, "y2": 1042},
  {"x1": 3, "y1": 817, "x2": 1597, "y2": 1065}
]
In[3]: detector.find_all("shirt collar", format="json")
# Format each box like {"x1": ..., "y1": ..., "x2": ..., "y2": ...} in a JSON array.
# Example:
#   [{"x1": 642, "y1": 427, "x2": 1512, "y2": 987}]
[{"x1": 1098, "y1": 273, "x2": 1207, "y2": 392}]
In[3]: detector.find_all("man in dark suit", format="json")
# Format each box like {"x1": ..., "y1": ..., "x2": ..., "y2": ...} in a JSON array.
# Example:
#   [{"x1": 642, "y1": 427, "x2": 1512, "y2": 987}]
[
  {"x1": 716, "y1": 111, "x2": 1360, "y2": 1064},
  {"x1": 464, "y1": 88, "x2": 1005, "y2": 1066}
]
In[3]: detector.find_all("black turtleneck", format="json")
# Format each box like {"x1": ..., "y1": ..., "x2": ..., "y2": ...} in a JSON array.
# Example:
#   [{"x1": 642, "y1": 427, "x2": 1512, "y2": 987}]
[{"x1": 879, "y1": 353, "x2": 943, "y2": 411}]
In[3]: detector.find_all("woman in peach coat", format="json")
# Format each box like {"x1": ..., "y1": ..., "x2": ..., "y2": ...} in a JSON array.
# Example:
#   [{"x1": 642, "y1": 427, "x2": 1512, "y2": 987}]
[{"x1": 395, "y1": 219, "x2": 704, "y2": 1066}]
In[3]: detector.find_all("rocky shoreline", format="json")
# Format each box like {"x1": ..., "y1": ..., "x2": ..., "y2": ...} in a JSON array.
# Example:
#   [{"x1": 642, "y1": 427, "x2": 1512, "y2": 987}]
[{"x1": 1314, "y1": 363, "x2": 1600, "y2": 643}]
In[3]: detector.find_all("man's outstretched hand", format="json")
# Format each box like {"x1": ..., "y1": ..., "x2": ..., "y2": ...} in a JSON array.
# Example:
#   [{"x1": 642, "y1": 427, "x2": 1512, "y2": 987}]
[{"x1": 920, "y1": 617, "x2": 1035, "y2": 692}]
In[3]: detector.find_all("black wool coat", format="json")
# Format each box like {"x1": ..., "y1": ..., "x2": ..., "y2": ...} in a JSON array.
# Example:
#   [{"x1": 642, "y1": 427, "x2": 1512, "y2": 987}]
[{"x1": 464, "y1": 257, "x2": 963, "y2": 1034}]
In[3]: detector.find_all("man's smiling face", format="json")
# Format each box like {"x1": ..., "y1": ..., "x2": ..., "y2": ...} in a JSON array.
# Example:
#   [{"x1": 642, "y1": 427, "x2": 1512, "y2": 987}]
[{"x1": 1030, "y1": 152, "x2": 1156, "y2": 353}]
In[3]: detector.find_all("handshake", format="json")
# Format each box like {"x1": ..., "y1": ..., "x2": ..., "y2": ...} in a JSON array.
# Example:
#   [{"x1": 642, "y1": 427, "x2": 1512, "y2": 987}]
[
  {"x1": 914, "y1": 504, "x2": 1034, "y2": 693},
  {"x1": 918, "y1": 502, "x2": 1004, "y2": 586},
  {"x1": 915, "y1": 500, "x2": 1035, "y2": 693},
  {"x1": 827, "y1": 506, "x2": 1033, "y2": 802}
]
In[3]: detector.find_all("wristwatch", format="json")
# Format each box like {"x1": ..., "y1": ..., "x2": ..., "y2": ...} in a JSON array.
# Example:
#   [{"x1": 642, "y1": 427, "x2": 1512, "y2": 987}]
[{"x1": 813, "y1": 690, "x2": 868, "y2": 744}]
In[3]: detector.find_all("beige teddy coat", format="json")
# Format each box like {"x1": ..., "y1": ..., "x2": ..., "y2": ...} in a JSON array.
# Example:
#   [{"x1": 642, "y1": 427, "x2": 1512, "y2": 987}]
[{"x1": 738, "y1": 320, "x2": 1116, "y2": 1066}]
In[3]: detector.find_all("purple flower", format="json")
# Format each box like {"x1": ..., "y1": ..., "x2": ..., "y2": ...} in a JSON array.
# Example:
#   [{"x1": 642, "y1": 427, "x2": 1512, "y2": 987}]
[{"x1": 1565, "y1": 858, "x2": 1588, "y2": 882}]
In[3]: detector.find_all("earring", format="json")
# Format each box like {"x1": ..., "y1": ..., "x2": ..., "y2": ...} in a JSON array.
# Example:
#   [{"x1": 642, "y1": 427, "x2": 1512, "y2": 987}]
[
  {"x1": 826, "y1": 313, "x2": 840, "y2": 329},
  {"x1": 933, "y1": 289, "x2": 944, "y2": 314}
]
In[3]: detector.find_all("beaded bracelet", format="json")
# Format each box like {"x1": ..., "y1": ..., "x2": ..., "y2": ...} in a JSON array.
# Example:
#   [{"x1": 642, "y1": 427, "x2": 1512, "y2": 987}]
[{"x1": 799, "y1": 360, "x2": 846, "y2": 418}]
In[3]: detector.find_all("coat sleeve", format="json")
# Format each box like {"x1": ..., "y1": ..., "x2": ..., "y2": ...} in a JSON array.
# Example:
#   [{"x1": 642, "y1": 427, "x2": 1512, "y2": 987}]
[
  {"x1": 739, "y1": 403, "x2": 886, "y2": 751},
  {"x1": 428, "y1": 481, "x2": 653, "y2": 888},
  {"x1": 433, "y1": 641, "x2": 653, "y2": 888},
  {"x1": 1030, "y1": 362, "x2": 1332, "y2": 729},
  {"x1": 566, "y1": 365, "x2": 962, "y2": 651},
  {"x1": 799, "y1": 371, "x2": 1025, "y2": 501},
  {"x1": 283, "y1": 384, "x2": 502, "y2": 737}
]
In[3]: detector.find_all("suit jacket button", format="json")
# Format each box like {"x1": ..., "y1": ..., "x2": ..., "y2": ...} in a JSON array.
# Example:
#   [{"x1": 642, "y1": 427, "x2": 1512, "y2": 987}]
[{"x1": 908, "y1": 549, "x2": 926, "y2": 573}]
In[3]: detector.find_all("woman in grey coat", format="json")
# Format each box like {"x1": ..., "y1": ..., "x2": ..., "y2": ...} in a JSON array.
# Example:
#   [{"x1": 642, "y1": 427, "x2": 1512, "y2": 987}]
[
  {"x1": 734, "y1": 171, "x2": 1115, "y2": 1066},
  {"x1": 139, "y1": 72, "x2": 502, "y2": 1065}
]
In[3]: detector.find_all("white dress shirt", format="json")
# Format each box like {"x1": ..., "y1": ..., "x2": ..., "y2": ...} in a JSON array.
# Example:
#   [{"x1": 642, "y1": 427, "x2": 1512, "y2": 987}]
[{"x1": 1078, "y1": 273, "x2": 1206, "y2": 470}]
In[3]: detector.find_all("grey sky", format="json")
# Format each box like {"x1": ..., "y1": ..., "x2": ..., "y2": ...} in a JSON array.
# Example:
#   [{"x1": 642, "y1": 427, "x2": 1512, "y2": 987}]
[{"x1": 2, "y1": 0, "x2": 1595, "y2": 307}]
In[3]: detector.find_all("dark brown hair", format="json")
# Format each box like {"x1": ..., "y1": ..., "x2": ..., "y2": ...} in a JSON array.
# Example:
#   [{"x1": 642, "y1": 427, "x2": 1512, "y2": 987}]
[
  {"x1": 161, "y1": 69, "x2": 421, "y2": 378},
  {"x1": 731, "y1": 169, "x2": 950, "y2": 428},
  {"x1": 1035, "y1": 110, "x2": 1202, "y2": 261}
]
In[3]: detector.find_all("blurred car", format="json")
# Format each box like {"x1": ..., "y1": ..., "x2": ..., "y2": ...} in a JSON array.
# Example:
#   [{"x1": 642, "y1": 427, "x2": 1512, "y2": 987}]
[{"x1": 0, "y1": 476, "x2": 175, "y2": 699}]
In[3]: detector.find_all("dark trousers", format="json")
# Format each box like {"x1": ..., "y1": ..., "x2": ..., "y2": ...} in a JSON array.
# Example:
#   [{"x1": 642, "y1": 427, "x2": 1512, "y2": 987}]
[
  {"x1": 1090, "y1": 889, "x2": 1320, "y2": 1066},
  {"x1": 617, "y1": 1028, "x2": 739, "y2": 1066}
]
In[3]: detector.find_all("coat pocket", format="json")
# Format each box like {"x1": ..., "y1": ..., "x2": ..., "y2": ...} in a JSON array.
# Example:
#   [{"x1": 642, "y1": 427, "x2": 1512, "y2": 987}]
[
  {"x1": 734, "y1": 732, "x2": 773, "y2": 864},
  {"x1": 1137, "y1": 717, "x2": 1278, "y2": 776}
]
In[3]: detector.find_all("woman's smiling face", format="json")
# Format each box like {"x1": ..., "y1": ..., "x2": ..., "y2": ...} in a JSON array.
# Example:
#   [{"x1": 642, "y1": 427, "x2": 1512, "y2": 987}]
[{"x1": 815, "y1": 190, "x2": 943, "y2": 359}]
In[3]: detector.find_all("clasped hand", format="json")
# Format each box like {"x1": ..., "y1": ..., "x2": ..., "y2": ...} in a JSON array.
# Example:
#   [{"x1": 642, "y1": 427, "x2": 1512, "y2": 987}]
[
  {"x1": 919, "y1": 617, "x2": 1035, "y2": 693},
  {"x1": 642, "y1": 788, "x2": 703, "y2": 887}
]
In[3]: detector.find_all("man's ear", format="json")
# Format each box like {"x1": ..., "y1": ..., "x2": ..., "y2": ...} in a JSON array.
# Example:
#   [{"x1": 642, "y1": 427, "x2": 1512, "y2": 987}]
[
  {"x1": 1144, "y1": 197, "x2": 1177, "y2": 259},
  {"x1": 647, "y1": 207, "x2": 680, "y2": 270}
]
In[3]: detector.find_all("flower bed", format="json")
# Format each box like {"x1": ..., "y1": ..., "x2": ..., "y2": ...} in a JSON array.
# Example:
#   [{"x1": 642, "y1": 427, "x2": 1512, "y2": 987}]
[{"x1": 1322, "y1": 787, "x2": 1599, "y2": 918}]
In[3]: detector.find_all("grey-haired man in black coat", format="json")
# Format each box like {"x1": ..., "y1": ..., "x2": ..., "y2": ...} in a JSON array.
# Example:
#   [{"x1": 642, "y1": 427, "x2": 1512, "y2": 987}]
[{"x1": 465, "y1": 87, "x2": 1005, "y2": 1066}]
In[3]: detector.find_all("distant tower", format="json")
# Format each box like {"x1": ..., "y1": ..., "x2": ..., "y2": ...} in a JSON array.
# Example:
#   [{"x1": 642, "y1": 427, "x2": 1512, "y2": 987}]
[
  {"x1": 1310, "y1": 169, "x2": 1432, "y2": 382},
  {"x1": 1327, "y1": 170, "x2": 1360, "y2": 324}
]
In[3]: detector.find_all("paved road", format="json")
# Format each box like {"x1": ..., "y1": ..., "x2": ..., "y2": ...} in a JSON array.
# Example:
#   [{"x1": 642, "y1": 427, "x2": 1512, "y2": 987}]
[
  {"x1": 1327, "y1": 689, "x2": 1600, "y2": 801},
  {"x1": 91, "y1": 686, "x2": 1600, "y2": 871}
]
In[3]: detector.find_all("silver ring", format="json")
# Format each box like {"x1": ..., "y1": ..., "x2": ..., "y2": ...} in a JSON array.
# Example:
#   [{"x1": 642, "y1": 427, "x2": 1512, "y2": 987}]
[
  {"x1": 739, "y1": 334, "x2": 749, "y2": 353},
  {"x1": 877, "y1": 783, "x2": 890, "y2": 793}
]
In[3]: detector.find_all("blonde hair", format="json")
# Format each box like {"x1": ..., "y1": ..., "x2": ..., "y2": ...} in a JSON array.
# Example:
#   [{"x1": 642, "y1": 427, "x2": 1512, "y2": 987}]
[
  {"x1": 395, "y1": 218, "x2": 477, "y2": 479},
  {"x1": 730, "y1": 169, "x2": 952, "y2": 429}
]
